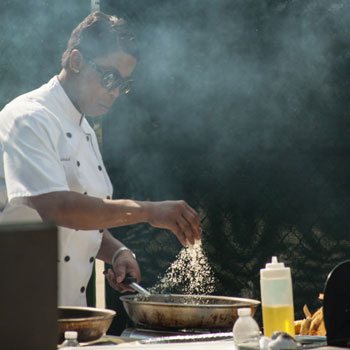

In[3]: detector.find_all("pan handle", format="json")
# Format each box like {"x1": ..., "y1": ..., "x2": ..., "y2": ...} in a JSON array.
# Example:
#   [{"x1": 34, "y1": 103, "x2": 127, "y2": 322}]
[
  {"x1": 124, "y1": 275, "x2": 151, "y2": 297},
  {"x1": 124, "y1": 276, "x2": 137, "y2": 284}
]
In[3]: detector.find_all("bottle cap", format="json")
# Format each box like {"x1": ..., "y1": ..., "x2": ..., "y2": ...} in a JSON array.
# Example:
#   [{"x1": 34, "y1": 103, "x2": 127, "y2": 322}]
[
  {"x1": 265, "y1": 256, "x2": 285, "y2": 269},
  {"x1": 64, "y1": 331, "x2": 78, "y2": 340},
  {"x1": 237, "y1": 307, "x2": 251, "y2": 316},
  {"x1": 260, "y1": 256, "x2": 291, "y2": 279}
]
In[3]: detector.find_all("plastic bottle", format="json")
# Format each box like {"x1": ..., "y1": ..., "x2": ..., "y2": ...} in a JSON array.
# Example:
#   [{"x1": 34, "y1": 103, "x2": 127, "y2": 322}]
[
  {"x1": 232, "y1": 307, "x2": 260, "y2": 349},
  {"x1": 260, "y1": 256, "x2": 295, "y2": 337},
  {"x1": 60, "y1": 331, "x2": 79, "y2": 347}
]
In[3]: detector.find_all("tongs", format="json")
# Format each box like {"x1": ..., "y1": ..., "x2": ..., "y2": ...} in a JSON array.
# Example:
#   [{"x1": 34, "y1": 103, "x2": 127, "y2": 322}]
[{"x1": 124, "y1": 276, "x2": 151, "y2": 297}]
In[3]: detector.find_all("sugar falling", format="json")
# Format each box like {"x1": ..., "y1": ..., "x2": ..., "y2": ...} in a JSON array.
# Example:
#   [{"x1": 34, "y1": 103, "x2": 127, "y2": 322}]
[{"x1": 150, "y1": 240, "x2": 215, "y2": 295}]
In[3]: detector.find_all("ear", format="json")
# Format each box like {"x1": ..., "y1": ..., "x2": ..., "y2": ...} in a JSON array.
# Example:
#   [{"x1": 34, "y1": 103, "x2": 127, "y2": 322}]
[{"x1": 69, "y1": 49, "x2": 83, "y2": 73}]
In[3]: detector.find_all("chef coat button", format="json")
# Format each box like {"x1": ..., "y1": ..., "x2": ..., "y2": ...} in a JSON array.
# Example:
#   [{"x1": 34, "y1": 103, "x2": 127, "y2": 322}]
[
  {"x1": 84, "y1": 192, "x2": 87, "y2": 195},
  {"x1": 106, "y1": 196, "x2": 110, "y2": 199},
  {"x1": 89, "y1": 257, "x2": 94, "y2": 263},
  {"x1": 86, "y1": 135, "x2": 90, "y2": 141},
  {"x1": 98, "y1": 165, "x2": 102, "y2": 171},
  {"x1": 77, "y1": 161, "x2": 80, "y2": 167},
  {"x1": 64, "y1": 256, "x2": 70, "y2": 262},
  {"x1": 80, "y1": 286, "x2": 85, "y2": 293},
  {"x1": 99, "y1": 229, "x2": 104, "y2": 233},
  {"x1": 66, "y1": 132, "x2": 72, "y2": 138}
]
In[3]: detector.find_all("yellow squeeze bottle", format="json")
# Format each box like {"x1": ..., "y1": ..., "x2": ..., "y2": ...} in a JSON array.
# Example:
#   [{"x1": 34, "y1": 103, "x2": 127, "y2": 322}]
[{"x1": 260, "y1": 256, "x2": 295, "y2": 337}]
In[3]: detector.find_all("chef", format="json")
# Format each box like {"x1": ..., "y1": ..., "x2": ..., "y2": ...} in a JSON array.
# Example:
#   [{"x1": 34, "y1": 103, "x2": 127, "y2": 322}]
[{"x1": 0, "y1": 11, "x2": 201, "y2": 306}]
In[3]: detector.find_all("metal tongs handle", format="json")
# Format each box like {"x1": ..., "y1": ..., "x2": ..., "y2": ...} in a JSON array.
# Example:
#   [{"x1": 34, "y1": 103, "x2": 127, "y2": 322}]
[{"x1": 124, "y1": 276, "x2": 151, "y2": 297}]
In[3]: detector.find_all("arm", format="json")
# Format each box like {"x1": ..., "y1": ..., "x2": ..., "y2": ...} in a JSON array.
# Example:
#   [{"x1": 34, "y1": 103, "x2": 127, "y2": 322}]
[
  {"x1": 4, "y1": 115, "x2": 201, "y2": 246},
  {"x1": 29, "y1": 191, "x2": 201, "y2": 246},
  {"x1": 96, "y1": 229, "x2": 140, "y2": 293}
]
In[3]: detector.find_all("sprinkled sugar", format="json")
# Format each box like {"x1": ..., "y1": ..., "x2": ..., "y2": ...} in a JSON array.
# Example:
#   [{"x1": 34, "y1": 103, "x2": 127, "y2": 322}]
[{"x1": 150, "y1": 240, "x2": 215, "y2": 295}]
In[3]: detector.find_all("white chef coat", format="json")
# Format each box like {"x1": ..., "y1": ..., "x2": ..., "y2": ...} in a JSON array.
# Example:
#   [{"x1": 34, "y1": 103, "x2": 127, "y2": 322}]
[{"x1": 0, "y1": 76, "x2": 113, "y2": 306}]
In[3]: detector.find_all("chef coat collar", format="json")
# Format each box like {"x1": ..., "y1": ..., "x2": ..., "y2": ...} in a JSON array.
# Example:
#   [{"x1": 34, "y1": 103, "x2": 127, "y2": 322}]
[{"x1": 52, "y1": 76, "x2": 85, "y2": 127}]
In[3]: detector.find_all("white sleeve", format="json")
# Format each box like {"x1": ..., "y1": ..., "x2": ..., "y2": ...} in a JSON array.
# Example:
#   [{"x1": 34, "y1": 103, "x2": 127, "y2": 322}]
[{"x1": 3, "y1": 114, "x2": 69, "y2": 205}]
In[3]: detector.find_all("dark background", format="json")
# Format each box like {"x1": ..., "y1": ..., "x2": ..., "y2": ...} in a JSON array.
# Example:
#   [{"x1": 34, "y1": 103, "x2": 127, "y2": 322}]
[{"x1": 1, "y1": 0, "x2": 350, "y2": 335}]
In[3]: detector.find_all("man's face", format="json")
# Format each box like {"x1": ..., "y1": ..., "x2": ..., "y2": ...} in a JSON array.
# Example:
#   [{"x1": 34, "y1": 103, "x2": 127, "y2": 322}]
[{"x1": 77, "y1": 51, "x2": 137, "y2": 116}]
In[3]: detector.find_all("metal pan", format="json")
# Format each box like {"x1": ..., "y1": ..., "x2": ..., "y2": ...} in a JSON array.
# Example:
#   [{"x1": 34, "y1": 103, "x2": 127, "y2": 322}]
[
  {"x1": 57, "y1": 306, "x2": 116, "y2": 343},
  {"x1": 120, "y1": 294, "x2": 260, "y2": 330}
]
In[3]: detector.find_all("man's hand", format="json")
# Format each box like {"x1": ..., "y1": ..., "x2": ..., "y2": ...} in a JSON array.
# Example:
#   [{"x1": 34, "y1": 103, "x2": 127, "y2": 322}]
[
  {"x1": 105, "y1": 250, "x2": 141, "y2": 293},
  {"x1": 147, "y1": 200, "x2": 202, "y2": 246}
]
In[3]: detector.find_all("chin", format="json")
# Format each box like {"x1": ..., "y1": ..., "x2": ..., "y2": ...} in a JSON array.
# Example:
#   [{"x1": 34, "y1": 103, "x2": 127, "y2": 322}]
[{"x1": 85, "y1": 109, "x2": 107, "y2": 117}]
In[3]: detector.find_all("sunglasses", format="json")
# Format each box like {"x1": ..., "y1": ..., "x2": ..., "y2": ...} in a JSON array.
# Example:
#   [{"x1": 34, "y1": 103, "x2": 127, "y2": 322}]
[{"x1": 85, "y1": 59, "x2": 133, "y2": 94}]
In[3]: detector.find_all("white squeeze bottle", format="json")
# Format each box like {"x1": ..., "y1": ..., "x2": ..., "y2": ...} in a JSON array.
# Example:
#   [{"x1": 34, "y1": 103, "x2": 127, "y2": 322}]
[{"x1": 260, "y1": 256, "x2": 295, "y2": 337}]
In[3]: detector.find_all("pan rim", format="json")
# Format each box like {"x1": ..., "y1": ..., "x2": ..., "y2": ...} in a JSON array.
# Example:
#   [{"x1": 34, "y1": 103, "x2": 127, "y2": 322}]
[
  {"x1": 120, "y1": 293, "x2": 261, "y2": 308},
  {"x1": 58, "y1": 306, "x2": 116, "y2": 322}
]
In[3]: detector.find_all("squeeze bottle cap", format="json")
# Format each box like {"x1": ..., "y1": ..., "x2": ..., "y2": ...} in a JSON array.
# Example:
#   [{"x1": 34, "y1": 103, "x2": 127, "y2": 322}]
[
  {"x1": 64, "y1": 331, "x2": 78, "y2": 339},
  {"x1": 260, "y1": 256, "x2": 291, "y2": 279},
  {"x1": 237, "y1": 308, "x2": 251, "y2": 317},
  {"x1": 266, "y1": 256, "x2": 285, "y2": 269}
]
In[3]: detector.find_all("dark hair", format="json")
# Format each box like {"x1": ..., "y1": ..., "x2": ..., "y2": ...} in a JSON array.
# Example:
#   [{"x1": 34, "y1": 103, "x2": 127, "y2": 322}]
[{"x1": 61, "y1": 11, "x2": 138, "y2": 68}]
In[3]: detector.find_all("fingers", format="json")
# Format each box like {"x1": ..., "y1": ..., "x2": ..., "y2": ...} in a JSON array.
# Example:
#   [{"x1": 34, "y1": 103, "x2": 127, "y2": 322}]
[
  {"x1": 176, "y1": 215, "x2": 195, "y2": 246},
  {"x1": 113, "y1": 252, "x2": 141, "y2": 282},
  {"x1": 148, "y1": 200, "x2": 202, "y2": 246},
  {"x1": 114, "y1": 263, "x2": 126, "y2": 284},
  {"x1": 114, "y1": 266, "x2": 139, "y2": 287},
  {"x1": 105, "y1": 251, "x2": 142, "y2": 293},
  {"x1": 105, "y1": 268, "x2": 119, "y2": 290},
  {"x1": 173, "y1": 201, "x2": 202, "y2": 246},
  {"x1": 181, "y1": 202, "x2": 202, "y2": 240},
  {"x1": 174, "y1": 218, "x2": 201, "y2": 246},
  {"x1": 105, "y1": 268, "x2": 135, "y2": 293},
  {"x1": 107, "y1": 251, "x2": 142, "y2": 293},
  {"x1": 172, "y1": 222, "x2": 188, "y2": 247}
]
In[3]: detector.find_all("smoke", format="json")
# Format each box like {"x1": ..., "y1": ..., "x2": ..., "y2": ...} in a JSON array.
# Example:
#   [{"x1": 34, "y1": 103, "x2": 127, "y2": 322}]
[
  {"x1": 1, "y1": 0, "x2": 348, "y2": 199},
  {"x1": 102, "y1": 0, "x2": 350, "y2": 202},
  {"x1": 0, "y1": 0, "x2": 90, "y2": 106},
  {"x1": 101, "y1": 2, "x2": 350, "y2": 305}
]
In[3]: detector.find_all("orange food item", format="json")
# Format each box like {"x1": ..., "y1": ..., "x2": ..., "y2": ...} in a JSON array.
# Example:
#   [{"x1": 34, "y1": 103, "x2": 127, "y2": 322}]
[{"x1": 294, "y1": 303, "x2": 326, "y2": 336}]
